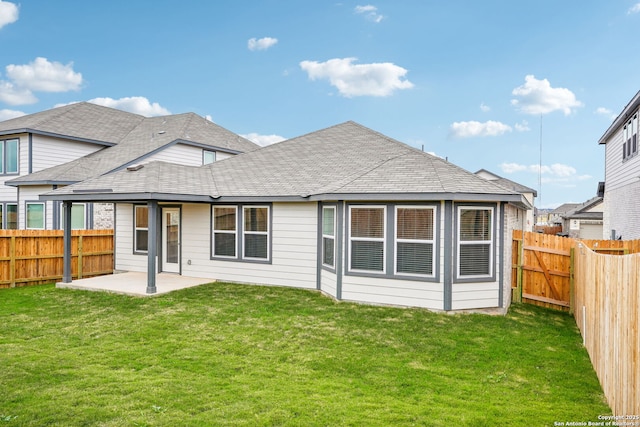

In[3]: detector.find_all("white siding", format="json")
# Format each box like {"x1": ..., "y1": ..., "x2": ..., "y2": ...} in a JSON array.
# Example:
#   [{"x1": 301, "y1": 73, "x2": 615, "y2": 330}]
[
  {"x1": 451, "y1": 282, "x2": 500, "y2": 310},
  {"x1": 31, "y1": 134, "x2": 103, "y2": 172},
  {"x1": 602, "y1": 119, "x2": 640, "y2": 239},
  {"x1": 342, "y1": 274, "x2": 444, "y2": 310},
  {"x1": 180, "y1": 202, "x2": 318, "y2": 289},
  {"x1": 450, "y1": 202, "x2": 511, "y2": 311},
  {"x1": 143, "y1": 144, "x2": 204, "y2": 166},
  {"x1": 142, "y1": 144, "x2": 237, "y2": 167},
  {"x1": 340, "y1": 202, "x2": 446, "y2": 311},
  {"x1": 320, "y1": 269, "x2": 337, "y2": 298},
  {"x1": 114, "y1": 203, "x2": 147, "y2": 272}
]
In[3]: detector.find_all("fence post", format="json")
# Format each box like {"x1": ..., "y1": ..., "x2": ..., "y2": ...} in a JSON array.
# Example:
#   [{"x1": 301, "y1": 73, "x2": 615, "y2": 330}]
[
  {"x1": 9, "y1": 235, "x2": 16, "y2": 288},
  {"x1": 569, "y1": 247, "x2": 575, "y2": 314},
  {"x1": 514, "y1": 236, "x2": 523, "y2": 303},
  {"x1": 78, "y1": 234, "x2": 83, "y2": 280}
]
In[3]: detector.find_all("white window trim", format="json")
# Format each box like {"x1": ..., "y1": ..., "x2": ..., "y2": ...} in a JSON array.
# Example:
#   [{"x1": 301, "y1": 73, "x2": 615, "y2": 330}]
[
  {"x1": 456, "y1": 206, "x2": 494, "y2": 280},
  {"x1": 394, "y1": 205, "x2": 436, "y2": 278},
  {"x1": 26, "y1": 202, "x2": 45, "y2": 230},
  {"x1": 134, "y1": 205, "x2": 148, "y2": 254},
  {"x1": 242, "y1": 205, "x2": 270, "y2": 261},
  {"x1": 212, "y1": 206, "x2": 238, "y2": 259},
  {"x1": 348, "y1": 205, "x2": 386, "y2": 274},
  {"x1": 322, "y1": 206, "x2": 336, "y2": 268}
]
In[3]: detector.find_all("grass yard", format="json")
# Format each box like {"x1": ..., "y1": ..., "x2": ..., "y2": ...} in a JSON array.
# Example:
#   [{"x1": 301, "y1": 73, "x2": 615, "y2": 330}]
[{"x1": 0, "y1": 283, "x2": 609, "y2": 426}]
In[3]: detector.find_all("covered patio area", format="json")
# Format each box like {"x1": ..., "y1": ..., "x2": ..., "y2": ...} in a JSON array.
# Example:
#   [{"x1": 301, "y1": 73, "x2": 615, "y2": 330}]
[{"x1": 56, "y1": 271, "x2": 215, "y2": 297}]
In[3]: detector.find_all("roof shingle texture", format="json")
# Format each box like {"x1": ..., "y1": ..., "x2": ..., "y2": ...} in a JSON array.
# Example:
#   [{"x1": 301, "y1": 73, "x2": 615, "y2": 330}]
[
  {"x1": 49, "y1": 121, "x2": 521, "y2": 200},
  {"x1": 5, "y1": 103, "x2": 258, "y2": 184}
]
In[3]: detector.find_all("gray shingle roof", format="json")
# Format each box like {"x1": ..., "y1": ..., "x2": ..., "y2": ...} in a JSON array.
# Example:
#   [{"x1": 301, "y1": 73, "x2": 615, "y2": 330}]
[
  {"x1": 6, "y1": 103, "x2": 258, "y2": 185},
  {"x1": 474, "y1": 169, "x2": 538, "y2": 197},
  {"x1": 0, "y1": 102, "x2": 144, "y2": 144},
  {"x1": 44, "y1": 121, "x2": 528, "y2": 205}
]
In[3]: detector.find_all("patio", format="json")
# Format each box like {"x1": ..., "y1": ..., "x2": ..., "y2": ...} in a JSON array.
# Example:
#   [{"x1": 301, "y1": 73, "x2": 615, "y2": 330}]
[{"x1": 56, "y1": 271, "x2": 215, "y2": 297}]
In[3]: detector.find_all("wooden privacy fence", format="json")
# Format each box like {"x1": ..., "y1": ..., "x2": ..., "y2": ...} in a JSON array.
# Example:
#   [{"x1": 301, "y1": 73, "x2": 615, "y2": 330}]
[
  {"x1": 511, "y1": 230, "x2": 640, "y2": 311},
  {"x1": 573, "y1": 244, "x2": 640, "y2": 416},
  {"x1": 0, "y1": 229, "x2": 114, "y2": 288}
]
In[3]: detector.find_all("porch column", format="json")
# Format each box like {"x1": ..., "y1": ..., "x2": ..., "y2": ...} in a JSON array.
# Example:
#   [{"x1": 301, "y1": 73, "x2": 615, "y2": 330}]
[
  {"x1": 146, "y1": 200, "x2": 158, "y2": 294},
  {"x1": 62, "y1": 201, "x2": 72, "y2": 283}
]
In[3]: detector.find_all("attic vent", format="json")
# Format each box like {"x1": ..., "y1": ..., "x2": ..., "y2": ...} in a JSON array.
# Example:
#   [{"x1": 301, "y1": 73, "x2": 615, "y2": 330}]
[
  {"x1": 127, "y1": 164, "x2": 144, "y2": 172},
  {"x1": 158, "y1": 131, "x2": 166, "y2": 134}
]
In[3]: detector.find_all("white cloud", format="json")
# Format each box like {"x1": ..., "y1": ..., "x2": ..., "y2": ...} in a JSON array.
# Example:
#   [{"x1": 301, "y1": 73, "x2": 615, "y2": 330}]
[
  {"x1": 627, "y1": 3, "x2": 640, "y2": 14},
  {"x1": 449, "y1": 120, "x2": 512, "y2": 138},
  {"x1": 0, "y1": 1, "x2": 18, "y2": 29},
  {"x1": 299, "y1": 57, "x2": 413, "y2": 97},
  {"x1": 0, "y1": 80, "x2": 37, "y2": 105},
  {"x1": 500, "y1": 162, "x2": 585, "y2": 179},
  {"x1": 515, "y1": 120, "x2": 530, "y2": 132},
  {"x1": 247, "y1": 37, "x2": 278, "y2": 51},
  {"x1": 0, "y1": 108, "x2": 25, "y2": 121},
  {"x1": 241, "y1": 132, "x2": 286, "y2": 146},
  {"x1": 511, "y1": 75, "x2": 582, "y2": 115},
  {"x1": 355, "y1": 5, "x2": 384, "y2": 23},
  {"x1": 6, "y1": 57, "x2": 83, "y2": 92},
  {"x1": 480, "y1": 102, "x2": 491, "y2": 112},
  {"x1": 57, "y1": 96, "x2": 171, "y2": 117},
  {"x1": 595, "y1": 107, "x2": 616, "y2": 120}
]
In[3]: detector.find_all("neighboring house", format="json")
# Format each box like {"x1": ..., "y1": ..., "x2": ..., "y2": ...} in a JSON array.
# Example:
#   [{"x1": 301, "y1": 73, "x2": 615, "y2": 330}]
[
  {"x1": 474, "y1": 169, "x2": 537, "y2": 231},
  {"x1": 42, "y1": 121, "x2": 531, "y2": 312},
  {"x1": 560, "y1": 196, "x2": 604, "y2": 239},
  {"x1": 548, "y1": 203, "x2": 579, "y2": 227},
  {"x1": 534, "y1": 208, "x2": 552, "y2": 226},
  {"x1": 598, "y1": 90, "x2": 640, "y2": 240},
  {"x1": 0, "y1": 103, "x2": 257, "y2": 230}
]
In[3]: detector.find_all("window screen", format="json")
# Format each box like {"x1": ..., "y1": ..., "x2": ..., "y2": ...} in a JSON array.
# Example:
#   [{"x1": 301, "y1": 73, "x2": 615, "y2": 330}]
[
  {"x1": 350, "y1": 207, "x2": 385, "y2": 272},
  {"x1": 396, "y1": 207, "x2": 434, "y2": 276}
]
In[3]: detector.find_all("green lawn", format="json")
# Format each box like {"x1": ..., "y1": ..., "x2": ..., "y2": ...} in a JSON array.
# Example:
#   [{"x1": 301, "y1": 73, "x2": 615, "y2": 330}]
[{"x1": 0, "y1": 283, "x2": 609, "y2": 426}]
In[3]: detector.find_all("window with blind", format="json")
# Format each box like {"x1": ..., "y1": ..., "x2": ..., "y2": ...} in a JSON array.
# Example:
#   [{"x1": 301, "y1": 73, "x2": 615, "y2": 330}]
[
  {"x1": 395, "y1": 207, "x2": 435, "y2": 276},
  {"x1": 134, "y1": 205, "x2": 149, "y2": 253},
  {"x1": 243, "y1": 206, "x2": 269, "y2": 260},
  {"x1": 457, "y1": 207, "x2": 493, "y2": 278},
  {"x1": 213, "y1": 206, "x2": 237, "y2": 258},
  {"x1": 349, "y1": 206, "x2": 385, "y2": 272},
  {"x1": 322, "y1": 206, "x2": 336, "y2": 268}
]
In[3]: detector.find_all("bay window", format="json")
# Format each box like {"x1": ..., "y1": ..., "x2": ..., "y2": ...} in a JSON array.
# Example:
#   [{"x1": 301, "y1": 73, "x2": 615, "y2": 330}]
[
  {"x1": 322, "y1": 206, "x2": 336, "y2": 268},
  {"x1": 457, "y1": 206, "x2": 494, "y2": 279},
  {"x1": 395, "y1": 207, "x2": 435, "y2": 277},
  {"x1": 349, "y1": 206, "x2": 385, "y2": 272}
]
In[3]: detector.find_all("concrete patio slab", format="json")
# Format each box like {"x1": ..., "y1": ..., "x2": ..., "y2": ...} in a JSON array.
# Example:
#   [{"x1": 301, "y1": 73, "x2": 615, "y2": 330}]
[{"x1": 56, "y1": 271, "x2": 216, "y2": 297}]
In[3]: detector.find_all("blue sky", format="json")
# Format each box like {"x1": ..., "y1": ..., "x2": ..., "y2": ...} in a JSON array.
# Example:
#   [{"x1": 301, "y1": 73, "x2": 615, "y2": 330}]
[{"x1": 1, "y1": 1, "x2": 639, "y2": 208}]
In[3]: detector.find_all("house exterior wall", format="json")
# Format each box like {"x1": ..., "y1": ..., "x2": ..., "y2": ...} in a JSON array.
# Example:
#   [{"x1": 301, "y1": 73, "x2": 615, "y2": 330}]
[
  {"x1": 0, "y1": 133, "x2": 104, "y2": 229},
  {"x1": 113, "y1": 199, "x2": 524, "y2": 312},
  {"x1": 602, "y1": 120, "x2": 640, "y2": 239},
  {"x1": 603, "y1": 180, "x2": 640, "y2": 240},
  {"x1": 31, "y1": 134, "x2": 102, "y2": 172},
  {"x1": 93, "y1": 203, "x2": 114, "y2": 229},
  {"x1": 143, "y1": 143, "x2": 235, "y2": 167},
  {"x1": 143, "y1": 144, "x2": 205, "y2": 166}
]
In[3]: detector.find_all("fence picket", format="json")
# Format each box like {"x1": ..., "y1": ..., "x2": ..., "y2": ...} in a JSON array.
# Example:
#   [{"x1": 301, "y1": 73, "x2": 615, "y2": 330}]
[{"x1": 0, "y1": 230, "x2": 113, "y2": 288}]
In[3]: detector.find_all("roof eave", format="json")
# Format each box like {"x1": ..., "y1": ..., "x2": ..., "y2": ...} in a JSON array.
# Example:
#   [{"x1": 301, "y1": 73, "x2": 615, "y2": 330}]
[
  {"x1": 598, "y1": 90, "x2": 640, "y2": 145},
  {"x1": 5, "y1": 179, "x2": 79, "y2": 187},
  {"x1": 0, "y1": 128, "x2": 117, "y2": 147}
]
